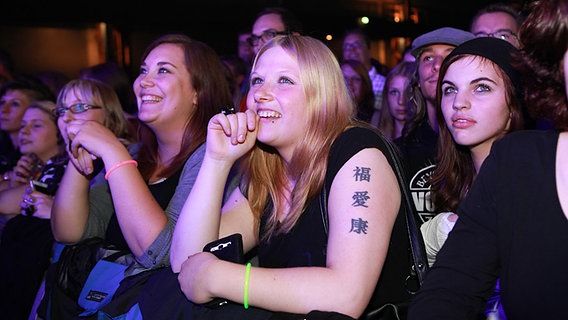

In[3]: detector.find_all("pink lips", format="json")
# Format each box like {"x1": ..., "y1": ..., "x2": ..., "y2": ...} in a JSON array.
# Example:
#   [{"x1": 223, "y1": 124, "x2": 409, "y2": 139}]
[{"x1": 451, "y1": 116, "x2": 476, "y2": 129}]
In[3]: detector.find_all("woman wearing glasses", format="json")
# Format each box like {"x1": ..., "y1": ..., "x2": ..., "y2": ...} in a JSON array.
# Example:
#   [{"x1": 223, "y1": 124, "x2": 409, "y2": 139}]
[{"x1": 48, "y1": 34, "x2": 234, "y2": 318}]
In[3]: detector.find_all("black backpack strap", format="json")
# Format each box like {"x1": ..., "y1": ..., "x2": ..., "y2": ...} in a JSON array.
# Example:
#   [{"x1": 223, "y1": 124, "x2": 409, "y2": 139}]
[{"x1": 381, "y1": 136, "x2": 429, "y2": 286}]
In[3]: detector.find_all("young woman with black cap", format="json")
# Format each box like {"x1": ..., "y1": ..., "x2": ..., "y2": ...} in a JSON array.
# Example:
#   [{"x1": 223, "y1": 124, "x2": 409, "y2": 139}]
[{"x1": 408, "y1": 0, "x2": 568, "y2": 317}]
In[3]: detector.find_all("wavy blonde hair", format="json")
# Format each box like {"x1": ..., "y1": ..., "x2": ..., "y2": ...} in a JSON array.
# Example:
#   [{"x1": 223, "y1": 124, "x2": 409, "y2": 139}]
[{"x1": 242, "y1": 35, "x2": 360, "y2": 241}]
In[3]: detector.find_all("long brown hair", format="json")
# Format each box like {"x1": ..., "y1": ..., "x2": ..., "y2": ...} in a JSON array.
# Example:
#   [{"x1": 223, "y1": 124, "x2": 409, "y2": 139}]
[
  {"x1": 135, "y1": 34, "x2": 233, "y2": 180},
  {"x1": 431, "y1": 54, "x2": 525, "y2": 212}
]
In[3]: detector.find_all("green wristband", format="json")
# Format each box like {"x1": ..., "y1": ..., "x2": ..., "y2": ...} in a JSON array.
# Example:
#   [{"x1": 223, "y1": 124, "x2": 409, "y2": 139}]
[{"x1": 243, "y1": 262, "x2": 251, "y2": 309}]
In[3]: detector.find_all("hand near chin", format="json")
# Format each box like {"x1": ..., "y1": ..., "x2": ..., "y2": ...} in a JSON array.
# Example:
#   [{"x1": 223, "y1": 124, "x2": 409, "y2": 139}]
[
  {"x1": 64, "y1": 120, "x2": 120, "y2": 176},
  {"x1": 68, "y1": 147, "x2": 99, "y2": 176},
  {"x1": 206, "y1": 109, "x2": 259, "y2": 162}
]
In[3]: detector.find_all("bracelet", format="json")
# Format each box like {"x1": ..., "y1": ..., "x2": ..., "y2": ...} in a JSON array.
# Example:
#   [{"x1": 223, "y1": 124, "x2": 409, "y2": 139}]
[
  {"x1": 243, "y1": 262, "x2": 251, "y2": 309},
  {"x1": 104, "y1": 160, "x2": 138, "y2": 180}
]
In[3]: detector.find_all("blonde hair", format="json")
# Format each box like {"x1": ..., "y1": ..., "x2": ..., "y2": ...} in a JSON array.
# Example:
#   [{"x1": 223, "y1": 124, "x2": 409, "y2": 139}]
[
  {"x1": 56, "y1": 78, "x2": 131, "y2": 141},
  {"x1": 243, "y1": 35, "x2": 359, "y2": 240}
]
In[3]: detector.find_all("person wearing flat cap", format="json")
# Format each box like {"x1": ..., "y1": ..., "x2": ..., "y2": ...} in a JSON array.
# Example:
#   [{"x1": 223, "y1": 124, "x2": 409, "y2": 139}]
[{"x1": 394, "y1": 27, "x2": 474, "y2": 225}]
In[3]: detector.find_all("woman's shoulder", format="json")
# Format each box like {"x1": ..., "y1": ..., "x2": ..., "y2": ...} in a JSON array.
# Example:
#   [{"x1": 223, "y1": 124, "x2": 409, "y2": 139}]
[
  {"x1": 335, "y1": 126, "x2": 387, "y2": 148},
  {"x1": 327, "y1": 126, "x2": 393, "y2": 180},
  {"x1": 493, "y1": 130, "x2": 559, "y2": 154},
  {"x1": 184, "y1": 142, "x2": 206, "y2": 165}
]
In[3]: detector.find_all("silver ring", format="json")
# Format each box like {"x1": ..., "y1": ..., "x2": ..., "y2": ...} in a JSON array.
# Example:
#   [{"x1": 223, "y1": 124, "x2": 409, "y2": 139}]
[{"x1": 25, "y1": 196, "x2": 35, "y2": 205}]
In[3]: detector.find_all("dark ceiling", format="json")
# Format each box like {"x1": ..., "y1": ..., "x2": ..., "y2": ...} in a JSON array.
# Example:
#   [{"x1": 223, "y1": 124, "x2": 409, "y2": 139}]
[{"x1": 1, "y1": 0, "x2": 530, "y2": 55}]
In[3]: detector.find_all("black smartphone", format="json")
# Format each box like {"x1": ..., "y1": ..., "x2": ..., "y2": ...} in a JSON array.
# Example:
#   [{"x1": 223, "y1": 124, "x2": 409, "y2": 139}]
[
  {"x1": 203, "y1": 233, "x2": 244, "y2": 264},
  {"x1": 30, "y1": 180, "x2": 52, "y2": 195},
  {"x1": 202, "y1": 233, "x2": 245, "y2": 308}
]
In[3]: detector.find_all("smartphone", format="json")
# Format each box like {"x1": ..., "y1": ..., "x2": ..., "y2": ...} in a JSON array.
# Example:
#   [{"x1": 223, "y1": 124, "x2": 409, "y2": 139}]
[
  {"x1": 203, "y1": 233, "x2": 244, "y2": 264},
  {"x1": 202, "y1": 233, "x2": 245, "y2": 308},
  {"x1": 30, "y1": 179, "x2": 53, "y2": 195}
]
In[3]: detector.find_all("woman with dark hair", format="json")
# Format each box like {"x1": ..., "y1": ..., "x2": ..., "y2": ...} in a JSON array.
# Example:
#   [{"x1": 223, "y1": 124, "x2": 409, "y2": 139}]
[
  {"x1": 49, "y1": 34, "x2": 234, "y2": 317},
  {"x1": 408, "y1": 0, "x2": 568, "y2": 318},
  {"x1": 341, "y1": 59, "x2": 375, "y2": 122},
  {"x1": 427, "y1": 37, "x2": 525, "y2": 240},
  {"x1": 421, "y1": 37, "x2": 526, "y2": 320}
]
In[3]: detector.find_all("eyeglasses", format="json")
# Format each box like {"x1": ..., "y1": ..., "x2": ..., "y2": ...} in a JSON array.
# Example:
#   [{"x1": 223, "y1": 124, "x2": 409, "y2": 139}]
[
  {"x1": 474, "y1": 29, "x2": 518, "y2": 41},
  {"x1": 53, "y1": 103, "x2": 102, "y2": 117},
  {"x1": 342, "y1": 42, "x2": 365, "y2": 51},
  {"x1": 247, "y1": 30, "x2": 288, "y2": 46}
]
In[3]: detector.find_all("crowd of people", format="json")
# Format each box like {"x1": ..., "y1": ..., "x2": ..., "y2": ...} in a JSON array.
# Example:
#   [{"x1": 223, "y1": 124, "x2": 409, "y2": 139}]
[{"x1": 0, "y1": 0, "x2": 566, "y2": 319}]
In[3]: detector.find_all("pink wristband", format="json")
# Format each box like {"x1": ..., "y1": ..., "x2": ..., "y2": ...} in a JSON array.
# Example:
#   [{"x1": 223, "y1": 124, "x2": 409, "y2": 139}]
[{"x1": 104, "y1": 160, "x2": 138, "y2": 180}]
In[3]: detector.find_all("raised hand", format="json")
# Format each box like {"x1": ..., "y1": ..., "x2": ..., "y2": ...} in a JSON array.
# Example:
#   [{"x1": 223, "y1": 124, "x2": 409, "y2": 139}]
[{"x1": 205, "y1": 109, "x2": 259, "y2": 163}]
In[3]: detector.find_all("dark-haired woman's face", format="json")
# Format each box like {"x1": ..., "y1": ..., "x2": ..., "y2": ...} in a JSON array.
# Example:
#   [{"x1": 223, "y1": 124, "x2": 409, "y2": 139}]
[
  {"x1": 133, "y1": 43, "x2": 197, "y2": 132},
  {"x1": 440, "y1": 56, "x2": 511, "y2": 150}
]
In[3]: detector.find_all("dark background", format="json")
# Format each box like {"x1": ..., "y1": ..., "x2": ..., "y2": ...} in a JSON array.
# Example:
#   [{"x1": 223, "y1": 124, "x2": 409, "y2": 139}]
[{"x1": 1, "y1": 0, "x2": 530, "y2": 56}]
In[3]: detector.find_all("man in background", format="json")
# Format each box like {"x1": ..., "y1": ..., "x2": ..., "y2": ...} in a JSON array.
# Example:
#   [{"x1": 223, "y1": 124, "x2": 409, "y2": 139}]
[
  {"x1": 394, "y1": 27, "x2": 474, "y2": 224},
  {"x1": 239, "y1": 6, "x2": 303, "y2": 110},
  {"x1": 470, "y1": 2, "x2": 523, "y2": 48}
]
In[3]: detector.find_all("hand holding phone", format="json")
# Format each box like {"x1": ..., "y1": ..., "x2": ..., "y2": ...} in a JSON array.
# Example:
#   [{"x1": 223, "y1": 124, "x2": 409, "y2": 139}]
[
  {"x1": 201, "y1": 233, "x2": 245, "y2": 308},
  {"x1": 23, "y1": 180, "x2": 53, "y2": 216},
  {"x1": 30, "y1": 180, "x2": 52, "y2": 195},
  {"x1": 203, "y1": 233, "x2": 244, "y2": 264}
]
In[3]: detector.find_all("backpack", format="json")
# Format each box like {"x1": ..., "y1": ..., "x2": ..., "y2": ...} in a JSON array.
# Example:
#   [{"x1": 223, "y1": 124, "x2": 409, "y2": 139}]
[{"x1": 39, "y1": 237, "x2": 134, "y2": 319}]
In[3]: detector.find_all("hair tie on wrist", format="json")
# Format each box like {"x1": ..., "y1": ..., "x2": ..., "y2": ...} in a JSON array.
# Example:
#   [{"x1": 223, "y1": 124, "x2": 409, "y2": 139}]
[{"x1": 105, "y1": 160, "x2": 138, "y2": 180}]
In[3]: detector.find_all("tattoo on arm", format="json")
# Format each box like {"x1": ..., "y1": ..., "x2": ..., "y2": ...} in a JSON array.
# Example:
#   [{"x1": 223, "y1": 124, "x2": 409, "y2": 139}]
[
  {"x1": 349, "y1": 166, "x2": 371, "y2": 234},
  {"x1": 352, "y1": 191, "x2": 370, "y2": 207},
  {"x1": 353, "y1": 166, "x2": 371, "y2": 206},
  {"x1": 353, "y1": 166, "x2": 371, "y2": 182},
  {"x1": 349, "y1": 218, "x2": 369, "y2": 234}
]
